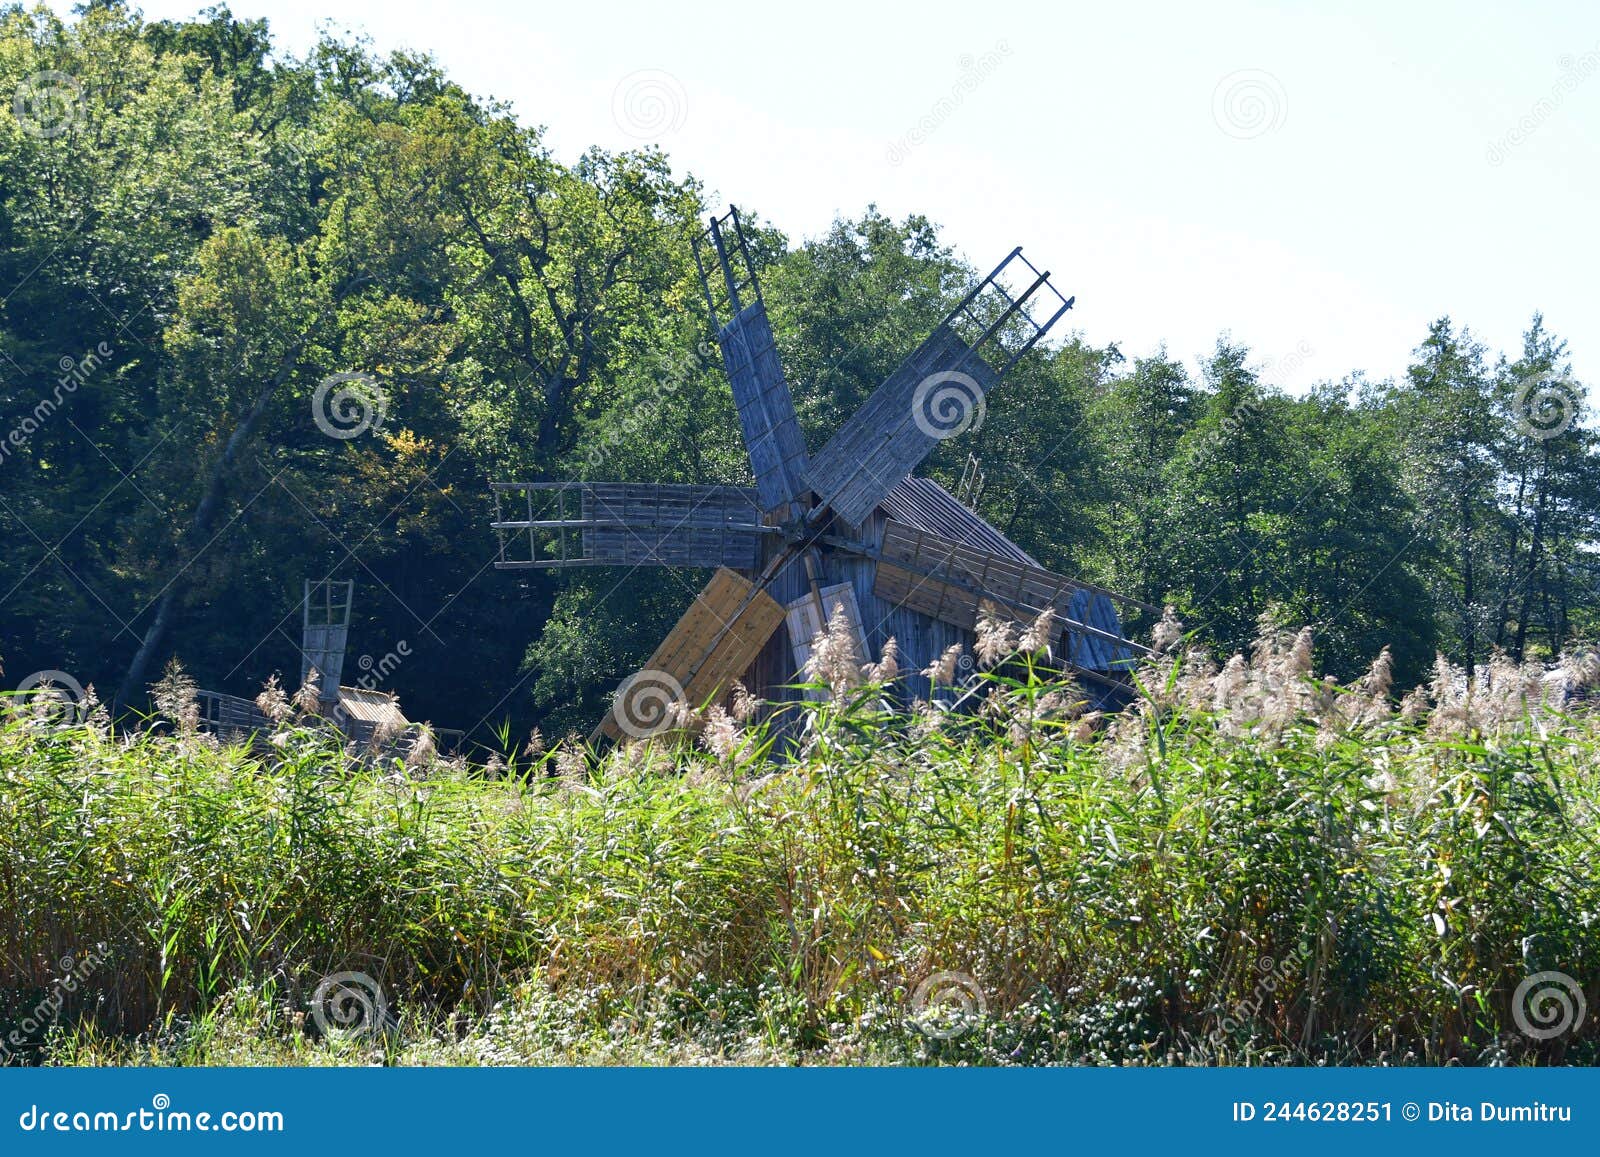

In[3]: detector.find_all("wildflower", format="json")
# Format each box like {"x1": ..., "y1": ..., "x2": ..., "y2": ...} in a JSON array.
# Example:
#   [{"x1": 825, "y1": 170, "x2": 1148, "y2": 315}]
[
  {"x1": 1213, "y1": 654, "x2": 1247, "y2": 712},
  {"x1": 700, "y1": 704, "x2": 740, "y2": 761},
  {"x1": 729, "y1": 682, "x2": 759, "y2": 722},
  {"x1": 404, "y1": 724, "x2": 436, "y2": 771},
  {"x1": 1151, "y1": 605, "x2": 1184, "y2": 653},
  {"x1": 804, "y1": 603, "x2": 865, "y2": 699},
  {"x1": 554, "y1": 740, "x2": 587, "y2": 783},
  {"x1": 975, "y1": 603, "x2": 1018, "y2": 668},
  {"x1": 292, "y1": 667, "x2": 323, "y2": 715}
]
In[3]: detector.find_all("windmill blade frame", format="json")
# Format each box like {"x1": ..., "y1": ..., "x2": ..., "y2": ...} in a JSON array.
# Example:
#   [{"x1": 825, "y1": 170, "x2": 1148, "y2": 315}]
[
  {"x1": 302, "y1": 578, "x2": 355, "y2": 697},
  {"x1": 806, "y1": 247, "x2": 1075, "y2": 528},
  {"x1": 693, "y1": 207, "x2": 811, "y2": 519},
  {"x1": 492, "y1": 482, "x2": 779, "y2": 570},
  {"x1": 594, "y1": 566, "x2": 787, "y2": 742},
  {"x1": 857, "y1": 520, "x2": 1154, "y2": 670}
]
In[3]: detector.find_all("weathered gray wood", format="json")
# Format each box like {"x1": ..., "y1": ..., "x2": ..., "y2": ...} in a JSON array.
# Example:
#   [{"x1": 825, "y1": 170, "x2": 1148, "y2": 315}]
[
  {"x1": 719, "y1": 302, "x2": 810, "y2": 515},
  {"x1": 302, "y1": 579, "x2": 354, "y2": 694},
  {"x1": 490, "y1": 483, "x2": 767, "y2": 569},
  {"x1": 807, "y1": 325, "x2": 999, "y2": 527},
  {"x1": 870, "y1": 521, "x2": 1143, "y2": 669}
]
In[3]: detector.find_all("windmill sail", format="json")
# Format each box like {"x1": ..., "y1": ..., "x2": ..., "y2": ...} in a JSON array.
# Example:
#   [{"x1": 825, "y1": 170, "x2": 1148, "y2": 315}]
[
  {"x1": 695, "y1": 209, "x2": 811, "y2": 516},
  {"x1": 593, "y1": 567, "x2": 786, "y2": 742},
  {"x1": 869, "y1": 520, "x2": 1149, "y2": 670},
  {"x1": 807, "y1": 248, "x2": 1074, "y2": 528},
  {"x1": 302, "y1": 578, "x2": 354, "y2": 698},
  {"x1": 492, "y1": 483, "x2": 775, "y2": 569}
]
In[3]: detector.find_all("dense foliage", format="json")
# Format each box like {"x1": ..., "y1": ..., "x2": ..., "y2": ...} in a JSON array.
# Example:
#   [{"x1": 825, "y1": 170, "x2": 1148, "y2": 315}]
[
  {"x1": 1, "y1": 629, "x2": 1596, "y2": 1065},
  {"x1": 1, "y1": 4, "x2": 1595, "y2": 749}
]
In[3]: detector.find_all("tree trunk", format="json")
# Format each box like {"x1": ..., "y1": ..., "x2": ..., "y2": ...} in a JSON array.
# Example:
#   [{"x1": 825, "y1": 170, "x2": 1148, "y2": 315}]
[{"x1": 114, "y1": 340, "x2": 312, "y2": 711}]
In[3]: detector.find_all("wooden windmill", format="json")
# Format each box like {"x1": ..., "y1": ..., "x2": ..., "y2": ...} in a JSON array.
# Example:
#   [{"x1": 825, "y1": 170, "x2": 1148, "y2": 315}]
[{"x1": 492, "y1": 207, "x2": 1153, "y2": 741}]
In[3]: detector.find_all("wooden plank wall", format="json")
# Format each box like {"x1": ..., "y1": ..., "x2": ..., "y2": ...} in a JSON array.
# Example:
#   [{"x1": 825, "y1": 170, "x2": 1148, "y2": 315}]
[
  {"x1": 745, "y1": 509, "x2": 974, "y2": 730},
  {"x1": 806, "y1": 325, "x2": 999, "y2": 527},
  {"x1": 719, "y1": 302, "x2": 811, "y2": 514}
]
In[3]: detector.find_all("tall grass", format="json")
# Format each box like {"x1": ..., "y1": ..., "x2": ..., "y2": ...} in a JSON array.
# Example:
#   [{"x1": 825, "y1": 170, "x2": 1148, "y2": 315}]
[{"x1": 1, "y1": 632, "x2": 1597, "y2": 1065}]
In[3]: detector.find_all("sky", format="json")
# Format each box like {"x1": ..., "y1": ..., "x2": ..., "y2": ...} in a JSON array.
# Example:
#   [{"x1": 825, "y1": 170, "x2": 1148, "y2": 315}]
[{"x1": 66, "y1": 0, "x2": 1600, "y2": 392}]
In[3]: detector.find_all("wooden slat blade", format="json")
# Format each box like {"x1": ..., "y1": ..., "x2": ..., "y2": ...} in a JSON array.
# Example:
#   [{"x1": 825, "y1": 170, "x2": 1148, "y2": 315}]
[
  {"x1": 718, "y1": 302, "x2": 810, "y2": 515},
  {"x1": 594, "y1": 567, "x2": 786, "y2": 742},
  {"x1": 807, "y1": 324, "x2": 999, "y2": 528},
  {"x1": 490, "y1": 483, "x2": 765, "y2": 569},
  {"x1": 870, "y1": 520, "x2": 1146, "y2": 670}
]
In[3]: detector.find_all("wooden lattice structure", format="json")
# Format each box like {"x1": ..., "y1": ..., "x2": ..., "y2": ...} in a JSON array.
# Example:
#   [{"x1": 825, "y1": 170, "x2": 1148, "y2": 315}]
[{"x1": 491, "y1": 206, "x2": 1155, "y2": 741}]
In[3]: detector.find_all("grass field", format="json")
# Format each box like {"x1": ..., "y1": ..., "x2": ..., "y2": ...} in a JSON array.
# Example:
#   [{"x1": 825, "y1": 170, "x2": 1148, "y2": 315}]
[{"x1": 2, "y1": 628, "x2": 1597, "y2": 1066}]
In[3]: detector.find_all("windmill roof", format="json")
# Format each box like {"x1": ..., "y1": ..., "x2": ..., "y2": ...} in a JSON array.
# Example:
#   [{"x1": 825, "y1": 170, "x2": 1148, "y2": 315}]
[
  {"x1": 335, "y1": 685, "x2": 411, "y2": 730},
  {"x1": 877, "y1": 476, "x2": 1041, "y2": 568}
]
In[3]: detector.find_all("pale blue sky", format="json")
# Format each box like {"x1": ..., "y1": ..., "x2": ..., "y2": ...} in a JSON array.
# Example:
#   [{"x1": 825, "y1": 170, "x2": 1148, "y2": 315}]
[{"x1": 78, "y1": 0, "x2": 1599, "y2": 391}]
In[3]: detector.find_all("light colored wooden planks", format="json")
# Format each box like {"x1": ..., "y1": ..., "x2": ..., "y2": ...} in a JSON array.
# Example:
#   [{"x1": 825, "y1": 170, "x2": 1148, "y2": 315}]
[
  {"x1": 784, "y1": 583, "x2": 871, "y2": 700},
  {"x1": 807, "y1": 324, "x2": 999, "y2": 528},
  {"x1": 596, "y1": 567, "x2": 785, "y2": 741}
]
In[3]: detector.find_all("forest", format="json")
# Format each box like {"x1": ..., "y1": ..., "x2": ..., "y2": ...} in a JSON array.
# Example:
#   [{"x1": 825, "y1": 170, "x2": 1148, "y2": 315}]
[{"x1": 1, "y1": 3, "x2": 1594, "y2": 745}]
